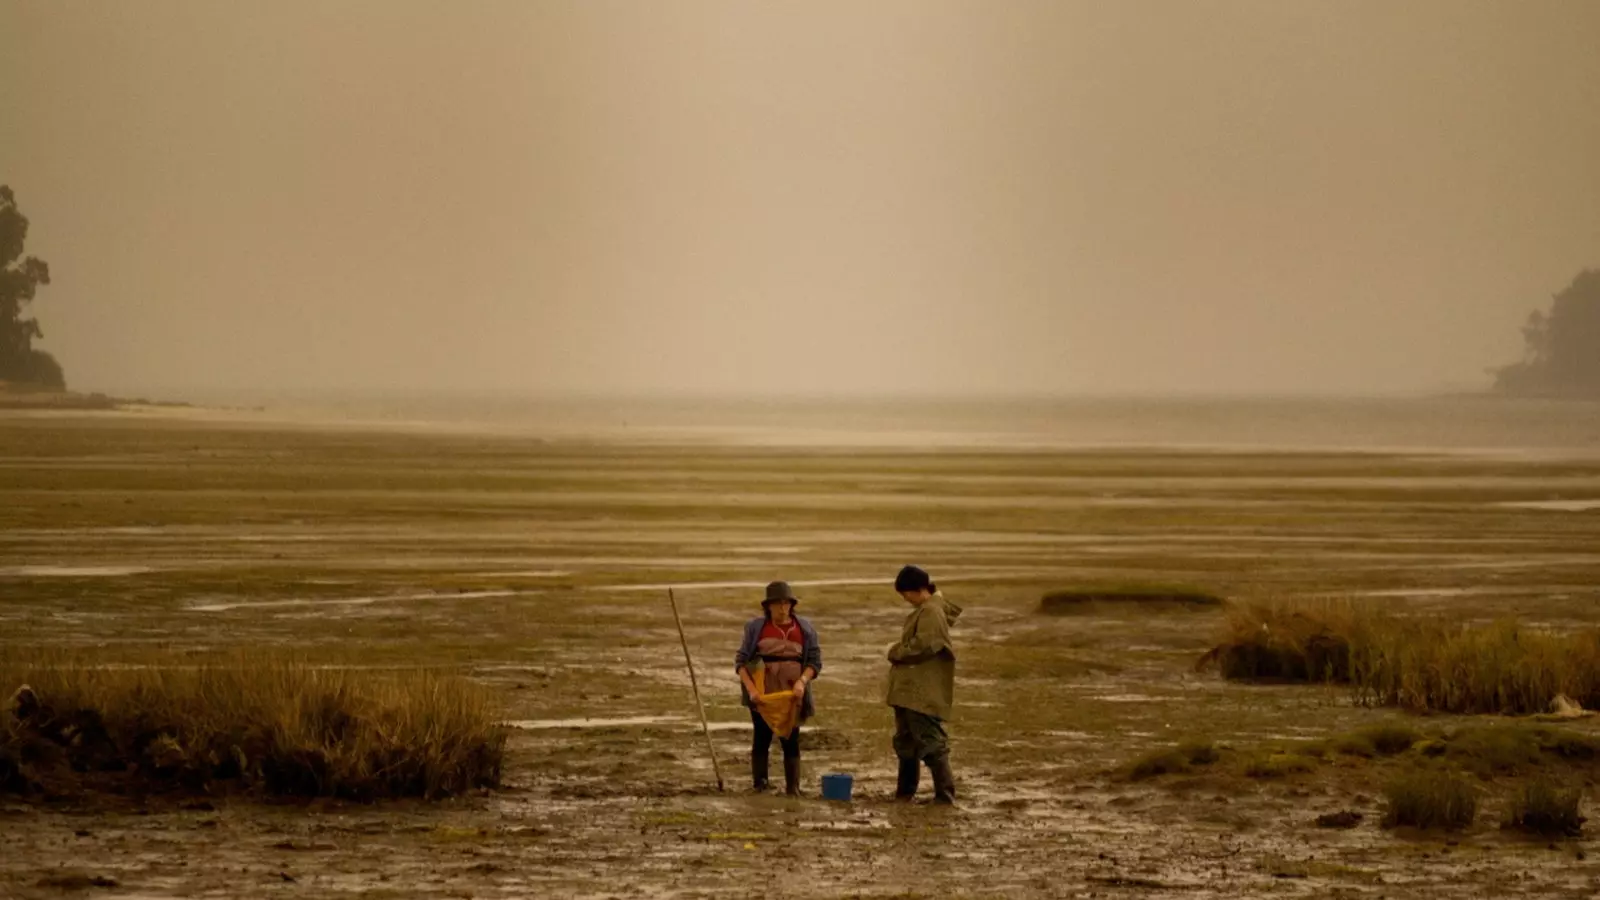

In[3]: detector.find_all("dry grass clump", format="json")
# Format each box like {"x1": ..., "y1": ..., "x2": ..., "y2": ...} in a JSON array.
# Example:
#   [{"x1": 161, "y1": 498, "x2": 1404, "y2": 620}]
[
  {"x1": 1200, "y1": 600, "x2": 1600, "y2": 715},
  {"x1": 1197, "y1": 599, "x2": 1368, "y2": 682},
  {"x1": 1039, "y1": 584, "x2": 1224, "y2": 615},
  {"x1": 1503, "y1": 778, "x2": 1585, "y2": 837},
  {"x1": 1381, "y1": 770, "x2": 1479, "y2": 830},
  {"x1": 2, "y1": 651, "x2": 505, "y2": 800},
  {"x1": 1359, "y1": 620, "x2": 1600, "y2": 716}
]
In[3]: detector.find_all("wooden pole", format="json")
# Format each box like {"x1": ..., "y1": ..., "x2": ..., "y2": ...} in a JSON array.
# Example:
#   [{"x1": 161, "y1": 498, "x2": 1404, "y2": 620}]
[{"x1": 668, "y1": 588, "x2": 724, "y2": 791}]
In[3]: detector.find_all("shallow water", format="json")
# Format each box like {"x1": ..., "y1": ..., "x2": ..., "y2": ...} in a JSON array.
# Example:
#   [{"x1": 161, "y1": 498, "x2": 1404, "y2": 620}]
[
  {"x1": 189, "y1": 589, "x2": 522, "y2": 612},
  {"x1": 2, "y1": 565, "x2": 154, "y2": 577},
  {"x1": 151, "y1": 391, "x2": 1600, "y2": 456},
  {"x1": 1497, "y1": 499, "x2": 1600, "y2": 511},
  {"x1": 506, "y1": 716, "x2": 686, "y2": 730}
]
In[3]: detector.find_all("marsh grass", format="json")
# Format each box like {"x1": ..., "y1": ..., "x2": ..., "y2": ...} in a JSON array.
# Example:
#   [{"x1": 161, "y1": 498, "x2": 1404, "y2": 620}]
[
  {"x1": 1381, "y1": 770, "x2": 1479, "y2": 830},
  {"x1": 1503, "y1": 778, "x2": 1585, "y2": 837},
  {"x1": 1202, "y1": 600, "x2": 1600, "y2": 715},
  {"x1": 1329, "y1": 724, "x2": 1421, "y2": 758},
  {"x1": 1, "y1": 650, "x2": 505, "y2": 800},
  {"x1": 1127, "y1": 722, "x2": 1600, "y2": 797},
  {"x1": 1198, "y1": 599, "x2": 1365, "y2": 682},
  {"x1": 1243, "y1": 753, "x2": 1315, "y2": 778},
  {"x1": 1127, "y1": 739, "x2": 1220, "y2": 780}
]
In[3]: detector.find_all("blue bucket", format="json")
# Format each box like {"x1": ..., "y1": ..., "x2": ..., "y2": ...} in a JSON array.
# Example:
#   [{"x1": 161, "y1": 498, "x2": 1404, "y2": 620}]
[{"x1": 820, "y1": 772, "x2": 853, "y2": 802}]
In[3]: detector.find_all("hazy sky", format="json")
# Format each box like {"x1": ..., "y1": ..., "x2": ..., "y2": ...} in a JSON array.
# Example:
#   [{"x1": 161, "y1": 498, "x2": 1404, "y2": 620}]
[{"x1": 3, "y1": 1, "x2": 1598, "y2": 397}]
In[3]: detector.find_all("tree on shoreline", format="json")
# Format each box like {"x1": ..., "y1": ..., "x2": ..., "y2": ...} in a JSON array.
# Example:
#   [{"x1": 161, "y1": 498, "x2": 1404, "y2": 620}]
[
  {"x1": 1, "y1": 185, "x2": 66, "y2": 390},
  {"x1": 1494, "y1": 268, "x2": 1600, "y2": 398}
]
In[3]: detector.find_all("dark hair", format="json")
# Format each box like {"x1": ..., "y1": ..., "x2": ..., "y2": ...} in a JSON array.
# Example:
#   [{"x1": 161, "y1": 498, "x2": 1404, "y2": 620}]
[{"x1": 894, "y1": 565, "x2": 936, "y2": 594}]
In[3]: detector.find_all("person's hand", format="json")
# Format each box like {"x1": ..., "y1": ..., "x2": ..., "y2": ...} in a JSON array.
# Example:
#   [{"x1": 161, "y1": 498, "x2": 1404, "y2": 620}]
[
  {"x1": 885, "y1": 642, "x2": 901, "y2": 663},
  {"x1": 791, "y1": 678, "x2": 808, "y2": 699}
]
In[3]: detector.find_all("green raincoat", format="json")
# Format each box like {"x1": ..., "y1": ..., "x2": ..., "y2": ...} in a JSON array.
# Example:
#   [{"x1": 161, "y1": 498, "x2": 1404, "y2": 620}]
[{"x1": 885, "y1": 592, "x2": 963, "y2": 720}]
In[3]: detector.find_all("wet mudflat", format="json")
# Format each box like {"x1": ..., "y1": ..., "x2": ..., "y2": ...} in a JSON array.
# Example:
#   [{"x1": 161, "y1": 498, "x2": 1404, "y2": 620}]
[{"x1": 4, "y1": 413, "x2": 1600, "y2": 898}]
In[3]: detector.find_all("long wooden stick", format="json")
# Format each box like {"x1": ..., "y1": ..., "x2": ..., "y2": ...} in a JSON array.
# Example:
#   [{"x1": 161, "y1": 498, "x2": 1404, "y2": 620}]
[{"x1": 668, "y1": 588, "x2": 724, "y2": 791}]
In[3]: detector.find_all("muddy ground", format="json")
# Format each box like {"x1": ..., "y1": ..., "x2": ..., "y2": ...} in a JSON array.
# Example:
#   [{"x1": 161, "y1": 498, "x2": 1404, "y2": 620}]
[{"x1": 4, "y1": 413, "x2": 1600, "y2": 897}]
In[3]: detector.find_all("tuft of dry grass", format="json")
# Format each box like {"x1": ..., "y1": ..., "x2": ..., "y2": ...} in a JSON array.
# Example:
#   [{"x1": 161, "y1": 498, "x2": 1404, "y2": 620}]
[
  {"x1": 2, "y1": 650, "x2": 505, "y2": 800},
  {"x1": 1200, "y1": 600, "x2": 1600, "y2": 715},
  {"x1": 1381, "y1": 770, "x2": 1478, "y2": 830},
  {"x1": 1503, "y1": 778, "x2": 1585, "y2": 837},
  {"x1": 1196, "y1": 599, "x2": 1367, "y2": 683}
]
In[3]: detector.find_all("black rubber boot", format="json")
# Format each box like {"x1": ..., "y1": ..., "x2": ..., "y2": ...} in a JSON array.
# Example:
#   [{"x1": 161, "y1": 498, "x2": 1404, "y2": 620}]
[
  {"x1": 752, "y1": 753, "x2": 770, "y2": 792},
  {"x1": 783, "y1": 756, "x2": 801, "y2": 796},
  {"x1": 928, "y1": 755, "x2": 956, "y2": 805},
  {"x1": 895, "y1": 758, "x2": 920, "y2": 801}
]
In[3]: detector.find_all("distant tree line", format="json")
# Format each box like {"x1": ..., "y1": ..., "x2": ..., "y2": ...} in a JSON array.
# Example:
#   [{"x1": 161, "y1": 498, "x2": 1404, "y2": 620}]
[
  {"x1": 1, "y1": 185, "x2": 65, "y2": 390},
  {"x1": 1494, "y1": 268, "x2": 1600, "y2": 399}
]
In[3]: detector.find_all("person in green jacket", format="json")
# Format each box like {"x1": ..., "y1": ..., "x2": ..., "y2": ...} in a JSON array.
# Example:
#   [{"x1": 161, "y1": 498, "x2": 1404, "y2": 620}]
[{"x1": 886, "y1": 565, "x2": 962, "y2": 804}]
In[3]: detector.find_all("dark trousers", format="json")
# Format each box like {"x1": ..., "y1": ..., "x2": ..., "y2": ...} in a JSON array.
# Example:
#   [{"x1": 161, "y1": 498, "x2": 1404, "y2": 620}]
[
  {"x1": 892, "y1": 706, "x2": 948, "y2": 762},
  {"x1": 751, "y1": 710, "x2": 801, "y2": 764}
]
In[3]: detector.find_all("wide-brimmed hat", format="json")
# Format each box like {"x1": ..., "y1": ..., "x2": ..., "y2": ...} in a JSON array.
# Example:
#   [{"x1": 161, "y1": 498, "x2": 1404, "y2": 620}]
[{"x1": 762, "y1": 580, "x2": 799, "y2": 606}]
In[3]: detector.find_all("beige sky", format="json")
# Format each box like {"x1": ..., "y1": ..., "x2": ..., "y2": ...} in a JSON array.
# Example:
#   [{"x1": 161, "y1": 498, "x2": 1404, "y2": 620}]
[{"x1": 2, "y1": 0, "x2": 1597, "y2": 397}]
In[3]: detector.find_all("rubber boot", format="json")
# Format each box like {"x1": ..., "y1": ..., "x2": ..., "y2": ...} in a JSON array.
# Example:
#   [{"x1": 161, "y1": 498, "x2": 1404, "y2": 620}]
[
  {"x1": 752, "y1": 752, "x2": 770, "y2": 792},
  {"x1": 928, "y1": 754, "x2": 956, "y2": 805},
  {"x1": 783, "y1": 756, "x2": 801, "y2": 796},
  {"x1": 894, "y1": 758, "x2": 920, "y2": 801}
]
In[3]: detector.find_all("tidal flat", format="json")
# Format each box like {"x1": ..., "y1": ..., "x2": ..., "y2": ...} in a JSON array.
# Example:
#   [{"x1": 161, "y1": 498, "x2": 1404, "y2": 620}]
[{"x1": 4, "y1": 410, "x2": 1600, "y2": 898}]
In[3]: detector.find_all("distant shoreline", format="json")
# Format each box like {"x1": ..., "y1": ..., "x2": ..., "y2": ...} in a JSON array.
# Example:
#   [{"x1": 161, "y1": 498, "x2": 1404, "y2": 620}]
[
  {"x1": 2, "y1": 390, "x2": 1598, "y2": 459},
  {"x1": 0, "y1": 387, "x2": 192, "y2": 412}
]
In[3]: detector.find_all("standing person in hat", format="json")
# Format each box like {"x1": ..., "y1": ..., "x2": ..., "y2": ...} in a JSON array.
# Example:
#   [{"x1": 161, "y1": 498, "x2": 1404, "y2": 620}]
[
  {"x1": 734, "y1": 581, "x2": 822, "y2": 795},
  {"x1": 886, "y1": 565, "x2": 962, "y2": 804}
]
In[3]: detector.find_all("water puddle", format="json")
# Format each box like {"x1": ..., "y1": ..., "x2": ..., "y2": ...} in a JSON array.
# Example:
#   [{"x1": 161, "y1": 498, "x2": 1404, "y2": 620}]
[
  {"x1": 799, "y1": 815, "x2": 892, "y2": 832},
  {"x1": 1496, "y1": 499, "x2": 1600, "y2": 512},
  {"x1": 596, "y1": 577, "x2": 892, "y2": 593},
  {"x1": 189, "y1": 589, "x2": 520, "y2": 612},
  {"x1": 506, "y1": 716, "x2": 687, "y2": 730},
  {"x1": 594, "y1": 569, "x2": 1052, "y2": 594},
  {"x1": 1428, "y1": 557, "x2": 1600, "y2": 570},
  {"x1": 503, "y1": 716, "x2": 760, "y2": 732},
  {"x1": 1351, "y1": 586, "x2": 1540, "y2": 599},
  {"x1": 704, "y1": 721, "x2": 755, "y2": 732},
  {"x1": 2, "y1": 565, "x2": 153, "y2": 577}
]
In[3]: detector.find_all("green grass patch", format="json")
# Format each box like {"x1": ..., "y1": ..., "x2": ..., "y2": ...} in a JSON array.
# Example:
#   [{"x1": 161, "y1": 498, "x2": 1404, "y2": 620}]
[
  {"x1": 1329, "y1": 723, "x2": 1422, "y2": 758},
  {"x1": 1039, "y1": 584, "x2": 1224, "y2": 615},
  {"x1": 1126, "y1": 739, "x2": 1220, "y2": 780},
  {"x1": 1503, "y1": 778, "x2": 1585, "y2": 837},
  {"x1": 1381, "y1": 770, "x2": 1479, "y2": 830},
  {"x1": 1442, "y1": 725, "x2": 1544, "y2": 776},
  {"x1": 1243, "y1": 752, "x2": 1315, "y2": 778}
]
